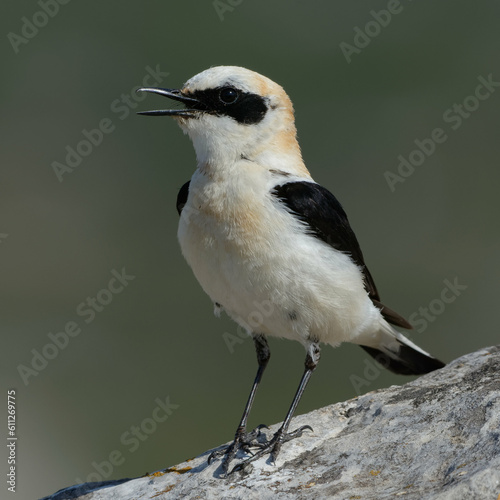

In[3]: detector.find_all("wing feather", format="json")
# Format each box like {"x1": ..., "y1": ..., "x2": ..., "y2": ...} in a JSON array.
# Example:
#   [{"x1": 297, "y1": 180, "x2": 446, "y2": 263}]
[
  {"x1": 176, "y1": 181, "x2": 190, "y2": 215},
  {"x1": 272, "y1": 181, "x2": 412, "y2": 330}
]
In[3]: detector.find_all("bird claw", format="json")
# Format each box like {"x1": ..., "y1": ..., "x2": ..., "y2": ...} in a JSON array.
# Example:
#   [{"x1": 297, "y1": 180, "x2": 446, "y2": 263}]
[
  {"x1": 207, "y1": 424, "x2": 269, "y2": 474},
  {"x1": 282, "y1": 424, "x2": 313, "y2": 443},
  {"x1": 228, "y1": 424, "x2": 313, "y2": 475},
  {"x1": 244, "y1": 423, "x2": 269, "y2": 442},
  {"x1": 207, "y1": 448, "x2": 226, "y2": 464}
]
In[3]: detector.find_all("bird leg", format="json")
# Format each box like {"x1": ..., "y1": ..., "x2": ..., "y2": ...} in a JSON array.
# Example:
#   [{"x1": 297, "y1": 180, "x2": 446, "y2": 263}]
[
  {"x1": 208, "y1": 334, "x2": 270, "y2": 476},
  {"x1": 230, "y1": 341, "x2": 320, "y2": 474}
]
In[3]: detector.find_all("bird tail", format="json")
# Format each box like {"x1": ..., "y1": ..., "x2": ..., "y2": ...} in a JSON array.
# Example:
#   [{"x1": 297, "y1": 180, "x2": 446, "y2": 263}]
[{"x1": 360, "y1": 325, "x2": 445, "y2": 375}]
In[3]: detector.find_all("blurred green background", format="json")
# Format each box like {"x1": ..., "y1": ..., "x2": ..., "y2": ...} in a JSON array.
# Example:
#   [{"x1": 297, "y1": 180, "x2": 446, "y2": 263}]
[{"x1": 1, "y1": 1, "x2": 499, "y2": 498}]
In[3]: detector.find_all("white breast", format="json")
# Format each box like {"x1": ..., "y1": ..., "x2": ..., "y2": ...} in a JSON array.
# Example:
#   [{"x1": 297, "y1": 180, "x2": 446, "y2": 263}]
[{"x1": 177, "y1": 161, "x2": 380, "y2": 348}]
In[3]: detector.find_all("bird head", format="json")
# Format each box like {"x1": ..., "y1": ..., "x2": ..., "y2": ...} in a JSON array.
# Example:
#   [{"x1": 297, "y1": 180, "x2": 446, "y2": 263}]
[{"x1": 138, "y1": 66, "x2": 307, "y2": 175}]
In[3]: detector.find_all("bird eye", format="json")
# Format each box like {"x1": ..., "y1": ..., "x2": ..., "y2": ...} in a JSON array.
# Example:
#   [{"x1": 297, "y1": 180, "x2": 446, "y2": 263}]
[{"x1": 219, "y1": 87, "x2": 239, "y2": 104}]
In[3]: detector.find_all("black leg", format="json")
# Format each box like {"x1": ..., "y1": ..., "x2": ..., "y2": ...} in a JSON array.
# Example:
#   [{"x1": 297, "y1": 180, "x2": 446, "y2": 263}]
[
  {"x1": 234, "y1": 335, "x2": 270, "y2": 433},
  {"x1": 231, "y1": 341, "x2": 320, "y2": 473},
  {"x1": 208, "y1": 334, "x2": 270, "y2": 475}
]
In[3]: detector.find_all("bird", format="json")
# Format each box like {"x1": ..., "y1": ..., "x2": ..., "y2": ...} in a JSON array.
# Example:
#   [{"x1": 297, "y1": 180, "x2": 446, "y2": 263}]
[{"x1": 137, "y1": 66, "x2": 445, "y2": 476}]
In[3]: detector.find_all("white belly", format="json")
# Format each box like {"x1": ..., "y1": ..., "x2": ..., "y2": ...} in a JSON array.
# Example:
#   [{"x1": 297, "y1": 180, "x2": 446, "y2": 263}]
[{"x1": 177, "y1": 166, "x2": 380, "y2": 348}]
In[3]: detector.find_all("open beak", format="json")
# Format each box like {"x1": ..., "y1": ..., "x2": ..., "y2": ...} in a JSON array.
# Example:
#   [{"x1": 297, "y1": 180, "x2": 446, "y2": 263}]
[{"x1": 136, "y1": 88, "x2": 202, "y2": 117}]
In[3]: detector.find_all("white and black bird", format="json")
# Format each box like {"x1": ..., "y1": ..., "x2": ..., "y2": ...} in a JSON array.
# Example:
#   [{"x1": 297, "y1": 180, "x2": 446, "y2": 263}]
[{"x1": 137, "y1": 66, "x2": 445, "y2": 475}]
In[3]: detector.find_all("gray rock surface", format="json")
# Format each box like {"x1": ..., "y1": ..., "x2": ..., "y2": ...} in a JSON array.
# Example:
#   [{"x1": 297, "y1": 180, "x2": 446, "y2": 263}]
[{"x1": 42, "y1": 346, "x2": 500, "y2": 500}]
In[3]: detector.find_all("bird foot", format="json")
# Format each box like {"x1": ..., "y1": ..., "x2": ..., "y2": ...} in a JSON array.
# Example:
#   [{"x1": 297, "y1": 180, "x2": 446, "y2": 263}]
[
  {"x1": 208, "y1": 424, "x2": 269, "y2": 477},
  {"x1": 230, "y1": 424, "x2": 313, "y2": 475}
]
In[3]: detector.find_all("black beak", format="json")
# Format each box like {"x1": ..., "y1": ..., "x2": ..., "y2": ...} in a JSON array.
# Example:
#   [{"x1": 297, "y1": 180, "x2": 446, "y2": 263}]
[{"x1": 136, "y1": 88, "x2": 202, "y2": 117}]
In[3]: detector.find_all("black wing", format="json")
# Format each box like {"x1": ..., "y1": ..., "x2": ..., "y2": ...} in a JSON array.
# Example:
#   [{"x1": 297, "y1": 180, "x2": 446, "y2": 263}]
[
  {"x1": 272, "y1": 181, "x2": 411, "y2": 329},
  {"x1": 176, "y1": 181, "x2": 190, "y2": 215}
]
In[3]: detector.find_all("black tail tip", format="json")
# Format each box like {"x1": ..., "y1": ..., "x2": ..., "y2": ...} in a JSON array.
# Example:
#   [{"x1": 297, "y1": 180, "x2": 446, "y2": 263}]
[{"x1": 360, "y1": 345, "x2": 445, "y2": 376}]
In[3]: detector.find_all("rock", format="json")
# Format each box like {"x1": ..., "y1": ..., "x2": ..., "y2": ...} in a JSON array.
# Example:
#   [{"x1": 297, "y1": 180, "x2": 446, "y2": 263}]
[{"x1": 42, "y1": 346, "x2": 500, "y2": 500}]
